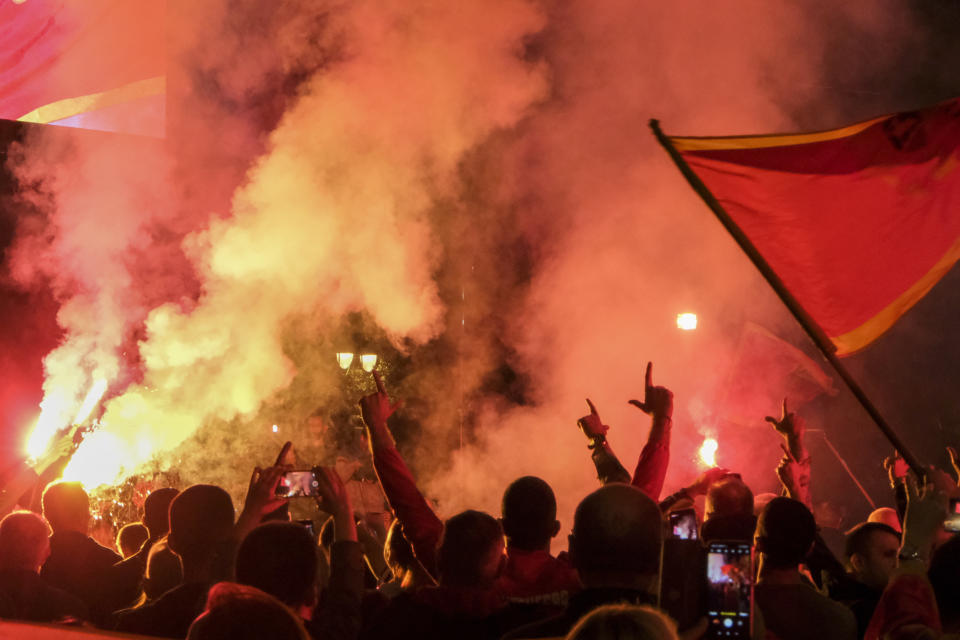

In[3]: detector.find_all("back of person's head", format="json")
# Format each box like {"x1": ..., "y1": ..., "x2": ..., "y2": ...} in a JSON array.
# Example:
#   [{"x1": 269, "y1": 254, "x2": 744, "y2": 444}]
[
  {"x1": 699, "y1": 514, "x2": 758, "y2": 544},
  {"x1": 867, "y1": 507, "x2": 902, "y2": 534},
  {"x1": 143, "y1": 537, "x2": 183, "y2": 600},
  {"x1": 117, "y1": 522, "x2": 149, "y2": 559},
  {"x1": 384, "y1": 518, "x2": 416, "y2": 578},
  {"x1": 41, "y1": 481, "x2": 90, "y2": 534},
  {"x1": 167, "y1": 485, "x2": 235, "y2": 567},
  {"x1": 0, "y1": 510, "x2": 51, "y2": 572},
  {"x1": 501, "y1": 475, "x2": 560, "y2": 551},
  {"x1": 565, "y1": 603, "x2": 679, "y2": 640},
  {"x1": 437, "y1": 510, "x2": 504, "y2": 588},
  {"x1": 755, "y1": 497, "x2": 815, "y2": 570},
  {"x1": 705, "y1": 478, "x2": 754, "y2": 520},
  {"x1": 143, "y1": 487, "x2": 179, "y2": 539},
  {"x1": 236, "y1": 522, "x2": 317, "y2": 609},
  {"x1": 186, "y1": 582, "x2": 309, "y2": 640},
  {"x1": 570, "y1": 484, "x2": 662, "y2": 582},
  {"x1": 928, "y1": 534, "x2": 960, "y2": 632},
  {"x1": 844, "y1": 521, "x2": 900, "y2": 590}
]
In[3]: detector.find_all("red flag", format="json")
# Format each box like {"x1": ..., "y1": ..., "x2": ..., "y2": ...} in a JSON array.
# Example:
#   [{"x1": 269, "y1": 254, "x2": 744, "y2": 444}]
[
  {"x1": 664, "y1": 99, "x2": 960, "y2": 355},
  {"x1": 0, "y1": 0, "x2": 165, "y2": 137}
]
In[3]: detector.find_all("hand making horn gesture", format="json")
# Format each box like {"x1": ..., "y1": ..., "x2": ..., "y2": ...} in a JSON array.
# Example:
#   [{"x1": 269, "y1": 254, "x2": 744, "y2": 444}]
[
  {"x1": 359, "y1": 371, "x2": 403, "y2": 429},
  {"x1": 764, "y1": 398, "x2": 804, "y2": 439},
  {"x1": 577, "y1": 398, "x2": 609, "y2": 442},
  {"x1": 628, "y1": 362, "x2": 673, "y2": 421}
]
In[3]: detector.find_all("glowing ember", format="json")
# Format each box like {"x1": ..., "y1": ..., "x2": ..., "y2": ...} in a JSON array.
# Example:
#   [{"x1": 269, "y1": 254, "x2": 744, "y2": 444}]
[
  {"x1": 677, "y1": 313, "x2": 698, "y2": 331},
  {"x1": 698, "y1": 437, "x2": 718, "y2": 467}
]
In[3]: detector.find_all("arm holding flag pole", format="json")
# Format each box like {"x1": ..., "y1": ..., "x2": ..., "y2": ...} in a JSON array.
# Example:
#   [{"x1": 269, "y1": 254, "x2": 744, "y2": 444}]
[{"x1": 648, "y1": 118, "x2": 926, "y2": 477}]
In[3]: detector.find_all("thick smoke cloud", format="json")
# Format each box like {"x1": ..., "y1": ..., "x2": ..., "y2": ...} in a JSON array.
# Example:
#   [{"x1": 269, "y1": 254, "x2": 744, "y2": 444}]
[{"x1": 6, "y1": 1, "x2": 926, "y2": 531}]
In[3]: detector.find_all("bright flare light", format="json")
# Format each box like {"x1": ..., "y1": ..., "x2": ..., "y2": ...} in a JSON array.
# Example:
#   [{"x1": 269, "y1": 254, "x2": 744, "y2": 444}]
[
  {"x1": 62, "y1": 430, "x2": 126, "y2": 490},
  {"x1": 698, "y1": 437, "x2": 718, "y2": 467},
  {"x1": 336, "y1": 352, "x2": 355, "y2": 370},
  {"x1": 677, "y1": 313, "x2": 698, "y2": 331},
  {"x1": 25, "y1": 378, "x2": 108, "y2": 459},
  {"x1": 272, "y1": 424, "x2": 279, "y2": 433},
  {"x1": 360, "y1": 354, "x2": 378, "y2": 372}
]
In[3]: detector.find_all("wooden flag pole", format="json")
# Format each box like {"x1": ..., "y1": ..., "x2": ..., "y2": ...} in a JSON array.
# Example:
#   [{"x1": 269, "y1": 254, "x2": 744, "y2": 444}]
[{"x1": 650, "y1": 118, "x2": 925, "y2": 477}]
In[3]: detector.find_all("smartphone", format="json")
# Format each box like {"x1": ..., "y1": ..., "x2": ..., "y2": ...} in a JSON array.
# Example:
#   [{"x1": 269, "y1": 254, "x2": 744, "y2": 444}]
[
  {"x1": 275, "y1": 470, "x2": 320, "y2": 498},
  {"x1": 706, "y1": 541, "x2": 753, "y2": 638},
  {"x1": 659, "y1": 537, "x2": 705, "y2": 632},
  {"x1": 946, "y1": 497, "x2": 960, "y2": 533},
  {"x1": 669, "y1": 508, "x2": 699, "y2": 540}
]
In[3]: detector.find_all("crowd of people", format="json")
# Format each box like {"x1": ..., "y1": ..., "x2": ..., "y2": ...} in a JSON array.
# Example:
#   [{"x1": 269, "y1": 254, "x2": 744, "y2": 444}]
[{"x1": 0, "y1": 365, "x2": 957, "y2": 640}]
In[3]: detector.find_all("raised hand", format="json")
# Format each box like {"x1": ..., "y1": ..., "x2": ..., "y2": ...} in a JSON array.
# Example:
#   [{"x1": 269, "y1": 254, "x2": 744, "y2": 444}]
[
  {"x1": 764, "y1": 398, "x2": 804, "y2": 439},
  {"x1": 577, "y1": 398, "x2": 609, "y2": 441},
  {"x1": 243, "y1": 465, "x2": 288, "y2": 519},
  {"x1": 628, "y1": 362, "x2": 673, "y2": 420},
  {"x1": 360, "y1": 371, "x2": 403, "y2": 429},
  {"x1": 314, "y1": 466, "x2": 357, "y2": 542},
  {"x1": 883, "y1": 453, "x2": 910, "y2": 488},
  {"x1": 900, "y1": 473, "x2": 949, "y2": 566}
]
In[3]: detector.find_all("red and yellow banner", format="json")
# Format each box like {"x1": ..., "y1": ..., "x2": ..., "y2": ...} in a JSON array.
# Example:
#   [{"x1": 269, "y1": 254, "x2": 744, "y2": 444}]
[
  {"x1": 666, "y1": 99, "x2": 960, "y2": 355},
  {"x1": 0, "y1": 0, "x2": 166, "y2": 137}
]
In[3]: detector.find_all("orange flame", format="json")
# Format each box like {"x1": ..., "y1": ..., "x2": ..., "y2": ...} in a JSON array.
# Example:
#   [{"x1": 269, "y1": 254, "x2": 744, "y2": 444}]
[{"x1": 698, "y1": 437, "x2": 718, "y2": 467}]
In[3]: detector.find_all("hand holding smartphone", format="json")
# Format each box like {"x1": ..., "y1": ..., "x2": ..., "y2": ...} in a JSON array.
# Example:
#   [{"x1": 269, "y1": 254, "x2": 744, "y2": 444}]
[
  {"x1": 275, "y1": 469, "x2": 321, "y2": 498},
  {"x1": 706, "y1": 541, "x2": 753, "y2": 638}
]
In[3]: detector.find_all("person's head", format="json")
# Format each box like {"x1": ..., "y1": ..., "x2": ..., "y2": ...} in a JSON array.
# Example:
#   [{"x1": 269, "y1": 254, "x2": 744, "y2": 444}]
[
  {"x1": 236, "y1": 522, "x2": 317, "y2": 614},
  {"x1": 569, "y1": 484, "x2": 662, "y2": 591},
  {"x1": 143, "y1": 537, "x2": 183, "y2": 600},
  {"x1": 41, "y1": 481, "x2": 90, "y2": 534},
  {"x1": 186, "y1": 582, "x2": 309, "y2": 640},
  {"x1": 0, "y1": 510, "x2": 52, "y2": 572},
  {"x1": 928, "y1": 534, "x2": 960, "y2": 633},
  {"x1": 705, "y1": 477, "x2": 754, "y2": 520},
  {"x1": 867, "y1": 507, "x2": 902, "y2": 534},
  {"x1": 565, "y1": 604, "x2": 679, "y2": 640},
  {"x1": 143, "y1": 487, "x2": 179, "y2": 540},
  {"x1": 117, "y1": 522, "x2": 149, "y2": 559},
  {"x1": 501, "y1": 476, "x2": 561, "y2": 552},
  {"x1": 436, "y1": 510, "x2": 504, "y2": 588},
  {"x1": 167, "y1": 485, "x2": 235, "y2": 575},
  {"x1": 755, "y1": 497, "x2": 816, "y2": 570},
  {"x1": 844, "y1": 522, "x2": 900, "y2": 591}
]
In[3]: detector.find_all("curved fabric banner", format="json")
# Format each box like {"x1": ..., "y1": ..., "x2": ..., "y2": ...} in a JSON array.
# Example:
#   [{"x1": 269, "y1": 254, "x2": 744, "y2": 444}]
[{"x1": 665, "y1": 98, "x2": 960, "y2": 355}]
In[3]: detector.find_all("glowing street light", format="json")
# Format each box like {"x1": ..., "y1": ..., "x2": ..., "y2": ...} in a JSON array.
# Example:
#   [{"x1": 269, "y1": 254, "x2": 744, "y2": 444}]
[
  {"x1": 360, "y1": 354, "x2": 378, "y2": 372},
  {"x1": 676, "y1": 313, "x2": 698, "y2": 331},
  {"x1": 336, "y1": 353, "x2": 355, "y2": 370}
]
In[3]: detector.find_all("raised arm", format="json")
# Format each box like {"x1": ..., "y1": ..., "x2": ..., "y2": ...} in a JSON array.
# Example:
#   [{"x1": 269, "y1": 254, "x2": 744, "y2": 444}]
[
  {"x1": 627, "y1": 362, "x2": 673, "y2": 501},
  {"x1": 360, "y1": 372, "x2": 442, "y2": 579},
  {"x1": 766, "y1": 399, "x2": 811, "y2": 509},
  {"x1": 578, "y1": 398, "x2": 631, "y2": 485}
]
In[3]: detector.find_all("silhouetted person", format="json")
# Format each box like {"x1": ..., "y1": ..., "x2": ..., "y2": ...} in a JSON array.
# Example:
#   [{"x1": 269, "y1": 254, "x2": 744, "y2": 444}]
[
  {"x1": 363, "y1": 510, "x2": 541, "y2": 640},
  {"x1": 828, "y1": 522, "x2": 900, "y2": 638},
  {"x1": 112, "y1": 487, "x2": 182, "y2": 604},
  {"x1": 237, "y1": 522, "x2": 318, "y2": 621},
  {"x1": 40, "y1": 481, "x2": 135, "y2": 625},
  {"x1": 754, "y1": 497, "x2": 855, "y2": 640},
  {"x1": 0, "y1": 510, "x2": 88, "y2": 623},
  {"x1": 928, "y1": 534, "x2": 960, "y2": 634},
  {"x1": 505, "y1": 484, "x2": 663, "y2": 639},
  {"x1": 498, "y1": 476, "x2": 579, "y2": 606},
  {"x1": 379, "y1": 518, "x2": 435, "y2": 597},
  {"x1": 115, "y1": 484, "x2": 237, "y2": 638},
  {"x1": 564, "y1": 604, "x2": 679, "y2": 640},
  {"x1": 187, "y1": 582, "x2": 309, "y2": 640},
  {"x1": 699, "y1": 477, "x2": 757, "y2": 543},
  {"x1": 141, "y1": 536, "x2": 183, "y2": 601},
  {"x1": 117, "y1": 522, "x2": 149, "y2": 559}
]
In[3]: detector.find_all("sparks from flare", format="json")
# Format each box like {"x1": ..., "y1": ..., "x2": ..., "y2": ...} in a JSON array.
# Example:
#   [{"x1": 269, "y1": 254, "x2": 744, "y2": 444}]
[{"x1": 698, "y1": 437, "x2": 718, "y2": 467}]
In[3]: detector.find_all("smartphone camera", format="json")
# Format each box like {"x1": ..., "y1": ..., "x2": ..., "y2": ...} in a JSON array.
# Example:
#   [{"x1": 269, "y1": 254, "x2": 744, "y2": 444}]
[
  {"x1": 706, "y1": 541, "x2": 753, "y2": 638},
  {"x1": 669, "y1": 508, "x2": 699, "y2": 540},
  {"x1": 275, "y1": 470, "x2": 321, "y2": 498}
]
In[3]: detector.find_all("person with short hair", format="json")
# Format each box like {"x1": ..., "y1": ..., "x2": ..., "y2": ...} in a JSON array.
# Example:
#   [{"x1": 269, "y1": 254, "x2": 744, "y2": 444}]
[
  {"x1": 187, "y1": 582, "x2": 310, "y2": 640},
  {"x1": 753, "y1": 497, "x2": 856, "y2": 640},
  {"x1": 564, "y1": 604, "x2": 679, "y2": 640},
  {"x1": 0, "y1": 510, "x2": 88, "y2": 623},
  {"x1": 40, "y1": 481, "x2": 137, "y2": 625},
  {"x1": 117, "y1": 522, "x2": 149, "y2": 559},
  {"x1": 504, "y1": 484, "x2": 664, "y2": 639},
  {"x1": 828, "y1": 522, "x2": 900, "y2": 638}
]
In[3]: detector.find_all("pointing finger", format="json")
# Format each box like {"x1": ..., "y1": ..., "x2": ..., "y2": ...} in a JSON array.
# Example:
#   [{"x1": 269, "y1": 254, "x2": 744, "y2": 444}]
[
  {"x1": 781, "y1": 397, "x2": 789, "y2": 418},
  {"x1": 645, "y1": 362, "x2": 653, "y2": 392},
  {"x1": 586, "y1": 398, "x2": 598, "y2": 416}
]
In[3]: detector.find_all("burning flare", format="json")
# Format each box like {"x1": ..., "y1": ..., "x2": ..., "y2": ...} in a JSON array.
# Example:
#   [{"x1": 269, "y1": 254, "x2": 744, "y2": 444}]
[
  {"x1": 26, "y1": 378, "x2": 108, "y2": 459},
  {"x1": 698, "y1": 437, "x2": 718, "y2": 467}
]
